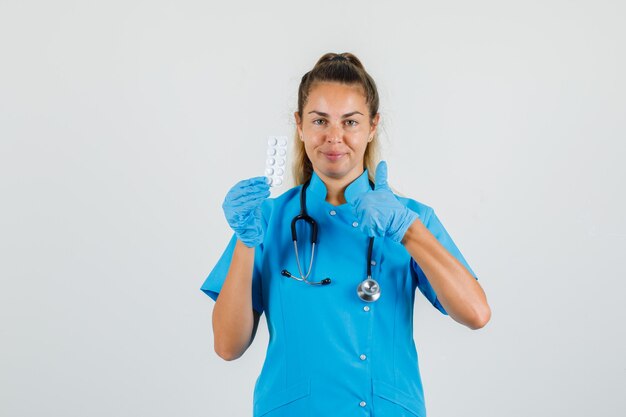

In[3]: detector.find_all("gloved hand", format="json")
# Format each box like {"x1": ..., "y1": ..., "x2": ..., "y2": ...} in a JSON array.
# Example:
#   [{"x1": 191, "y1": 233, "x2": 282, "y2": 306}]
[
  {"x1": 350, "y1": 161, "x2": 419, "y2": 243},
  {"x1": 222, "y1": 176, "x2": 270, "y2": 247}
]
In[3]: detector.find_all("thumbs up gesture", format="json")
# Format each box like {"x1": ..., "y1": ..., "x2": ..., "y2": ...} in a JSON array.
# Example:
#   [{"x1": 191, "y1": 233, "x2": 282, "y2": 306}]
[{"x1": 350, "y1": 161, "x2": 419, "y2": 244}]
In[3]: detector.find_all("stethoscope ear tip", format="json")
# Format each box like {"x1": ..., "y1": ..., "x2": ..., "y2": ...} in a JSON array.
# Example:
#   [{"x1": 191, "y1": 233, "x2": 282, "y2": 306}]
[
  {"x1": 281, "y1": 270, "x2": 291, "y2": 277},
  {"x1": 321, "y1": 278, "x2": 331, "y2": 285}
]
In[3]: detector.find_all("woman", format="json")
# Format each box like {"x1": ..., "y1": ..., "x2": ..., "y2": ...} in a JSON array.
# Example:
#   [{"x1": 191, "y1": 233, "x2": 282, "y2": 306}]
[{"x1": 202, "y1": 52, "x2": 490, "y2": 417}]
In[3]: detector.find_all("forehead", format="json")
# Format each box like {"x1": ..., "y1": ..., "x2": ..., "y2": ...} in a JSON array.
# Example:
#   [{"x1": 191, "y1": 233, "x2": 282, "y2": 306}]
[{"x1": 304, "y1": 82, "x2": 368, "y2": 114}]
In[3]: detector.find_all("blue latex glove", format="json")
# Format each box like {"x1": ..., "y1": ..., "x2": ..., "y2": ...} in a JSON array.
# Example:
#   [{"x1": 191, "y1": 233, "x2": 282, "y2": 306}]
[
  {"x1": 222, "y1": 176, "x2": 270, "y2": 247},
  {"x1": 350, "y1": 161, "x2": 419, "y2": 243}
]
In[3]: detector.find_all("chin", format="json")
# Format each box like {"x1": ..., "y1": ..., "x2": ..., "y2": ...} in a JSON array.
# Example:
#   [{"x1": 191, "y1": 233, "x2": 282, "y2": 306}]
[
  {"x1": 314, "y1": 167, "x2": 341, "y2": 179},
  {"x1": 316, "y1": 164, "x2": 356, "y2": 180}
]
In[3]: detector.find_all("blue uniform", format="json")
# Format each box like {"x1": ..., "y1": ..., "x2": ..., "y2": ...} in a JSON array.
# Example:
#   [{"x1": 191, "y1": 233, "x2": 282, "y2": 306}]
[{"x1": 201, "y1": 170, "x2": 478, "y2": 417}]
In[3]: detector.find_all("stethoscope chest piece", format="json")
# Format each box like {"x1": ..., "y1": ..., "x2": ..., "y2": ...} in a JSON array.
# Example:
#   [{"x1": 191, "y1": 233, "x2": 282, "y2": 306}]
[{"x1": 357, "y1": 278, "x2": 381, "y2": 302}]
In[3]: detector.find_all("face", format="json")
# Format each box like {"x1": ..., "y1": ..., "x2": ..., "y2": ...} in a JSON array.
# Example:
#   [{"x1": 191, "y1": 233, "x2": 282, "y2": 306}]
[{"x1": 295, "y1": 82, "x2": 379, "y2": 182}]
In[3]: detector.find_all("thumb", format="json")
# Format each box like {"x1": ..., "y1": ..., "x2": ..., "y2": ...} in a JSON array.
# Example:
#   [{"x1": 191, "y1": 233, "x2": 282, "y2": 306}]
[{"x1": 374, "y1": 161, "x2": 389, "y2": 191}]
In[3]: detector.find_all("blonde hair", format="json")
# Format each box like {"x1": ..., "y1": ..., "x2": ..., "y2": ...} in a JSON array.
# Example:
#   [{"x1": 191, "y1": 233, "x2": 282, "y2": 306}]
[{"x1": 292, "y1": 52, "x2": 380, "y2": 185}]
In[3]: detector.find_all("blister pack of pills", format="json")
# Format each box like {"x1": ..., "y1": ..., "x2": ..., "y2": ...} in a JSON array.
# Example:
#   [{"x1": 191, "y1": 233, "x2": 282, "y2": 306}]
[{"x1": 265, "y1": 136, "x2": 288, "y2": 187}]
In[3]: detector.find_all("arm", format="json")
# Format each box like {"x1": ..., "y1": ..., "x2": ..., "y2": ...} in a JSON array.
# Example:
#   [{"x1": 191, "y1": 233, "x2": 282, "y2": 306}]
[
  {"x1": 212, "y1": 176, "x2": 269, "y2": 360},
  {"x1": 212, "y1": 239, "x2": 261, "y2": 361},
  {"x1": 402, "y1": 220, "x2": 491, "y2": 330}
]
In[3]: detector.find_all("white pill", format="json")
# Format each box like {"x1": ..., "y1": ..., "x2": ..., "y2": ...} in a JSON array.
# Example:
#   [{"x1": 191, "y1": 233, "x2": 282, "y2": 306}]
[{"x1": 266, "y1": 136, "x2": 288, "y2": 188}]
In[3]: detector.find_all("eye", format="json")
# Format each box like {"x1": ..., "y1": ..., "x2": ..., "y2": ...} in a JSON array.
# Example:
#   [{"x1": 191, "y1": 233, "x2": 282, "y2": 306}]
[
  {"x1": 312, "y1": 119, "x2": 326, "y2": 125},
  {"x1": 345, "y1": 120, "x2": 358, "y2": 127}
]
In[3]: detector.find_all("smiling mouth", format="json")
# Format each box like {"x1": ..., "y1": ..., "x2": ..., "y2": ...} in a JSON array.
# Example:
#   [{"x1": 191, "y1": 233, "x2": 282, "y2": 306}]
[{"x1": 322, "y1": 152, "x2": 345, "y2": 161}]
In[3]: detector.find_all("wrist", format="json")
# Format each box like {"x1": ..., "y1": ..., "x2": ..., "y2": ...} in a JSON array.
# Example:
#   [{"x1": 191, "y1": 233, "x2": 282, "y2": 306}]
[
  {"x1": 400, "y1": 215, "x2": 423, "y2": 246},
  {"x1": 236, "y1": 228, "x2": 264, "y2": 248}
]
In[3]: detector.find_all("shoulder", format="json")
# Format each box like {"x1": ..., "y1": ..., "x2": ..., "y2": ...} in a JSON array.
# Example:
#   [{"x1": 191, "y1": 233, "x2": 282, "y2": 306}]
[{"x1": 260, "y1": 184, "x2": 303, "y2": 219}]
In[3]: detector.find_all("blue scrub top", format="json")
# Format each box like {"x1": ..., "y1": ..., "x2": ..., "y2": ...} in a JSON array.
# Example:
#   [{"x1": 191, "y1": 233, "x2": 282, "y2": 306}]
[{"x1": 201, "y1": 170, "x2": 478, "y2": 417}]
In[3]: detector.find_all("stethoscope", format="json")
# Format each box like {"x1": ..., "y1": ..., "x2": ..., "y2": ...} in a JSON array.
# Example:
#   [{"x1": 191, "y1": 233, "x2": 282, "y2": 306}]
[{"x1": 280, "y1": 179, "x2": 381, "y2": 302}]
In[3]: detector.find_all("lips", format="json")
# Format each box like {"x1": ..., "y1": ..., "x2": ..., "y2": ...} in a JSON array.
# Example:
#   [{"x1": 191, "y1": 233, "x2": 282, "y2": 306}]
[{"x1": 322, "y1": 152, "x2": 345, "y2": 161}]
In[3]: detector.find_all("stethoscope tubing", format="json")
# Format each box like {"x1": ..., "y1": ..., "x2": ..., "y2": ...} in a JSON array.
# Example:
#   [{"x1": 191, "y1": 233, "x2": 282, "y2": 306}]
[{"x1": 282, "y1": 179, "x2": 381, "y2": 301}]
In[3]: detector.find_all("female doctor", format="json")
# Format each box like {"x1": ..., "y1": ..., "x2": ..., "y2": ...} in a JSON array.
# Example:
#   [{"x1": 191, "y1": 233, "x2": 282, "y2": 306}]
[{"x1": 201, "y1": 52, "x2": 491, "y2": 417}]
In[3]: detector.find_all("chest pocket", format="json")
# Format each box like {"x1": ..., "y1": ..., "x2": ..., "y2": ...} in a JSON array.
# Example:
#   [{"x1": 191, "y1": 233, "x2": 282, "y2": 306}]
[{"x1": 254, "y1": 379, "x2": 311, "y2": 417}]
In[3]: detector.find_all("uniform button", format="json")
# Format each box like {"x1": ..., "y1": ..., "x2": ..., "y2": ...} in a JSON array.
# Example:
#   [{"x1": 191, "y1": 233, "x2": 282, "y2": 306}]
[
  {"x1": 329, "y1": 210, "x2": 336, "y2": 216},
  {"x1": 363, "y1": 306, "x2": 370, "y2": 312},
  {"x1": 360, "y1": 354, "x2": 367, "y2": 360},
  {"x1": 352, "y1": 221, "x2": 359, "y2": 227},
  {"x1": 360, "y1": 401, "x2": 367, "y2": 407},
  {"x1": 370, "y1": 260, "x2": 377, "y2": 266}
]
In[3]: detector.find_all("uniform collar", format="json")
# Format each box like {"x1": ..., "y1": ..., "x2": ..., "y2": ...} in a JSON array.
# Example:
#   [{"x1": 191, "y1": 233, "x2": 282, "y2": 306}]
[{"x1": 307, "y1": 169, "x2": 372, "y2": 204}]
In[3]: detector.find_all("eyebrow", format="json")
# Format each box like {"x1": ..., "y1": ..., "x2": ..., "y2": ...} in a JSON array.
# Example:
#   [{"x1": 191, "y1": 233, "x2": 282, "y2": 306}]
[{"x1": 307, "y1": 110, "x2": 364, "y2": 118}]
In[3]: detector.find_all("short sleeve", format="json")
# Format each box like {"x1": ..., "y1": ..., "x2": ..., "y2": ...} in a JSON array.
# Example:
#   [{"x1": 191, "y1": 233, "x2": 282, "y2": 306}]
[
  {"x1": 200, "y1": 233, "x2": 264, "y2": 315},
  {"x1": 412, "y1": 208, "x2": 478, "y2": 315}
]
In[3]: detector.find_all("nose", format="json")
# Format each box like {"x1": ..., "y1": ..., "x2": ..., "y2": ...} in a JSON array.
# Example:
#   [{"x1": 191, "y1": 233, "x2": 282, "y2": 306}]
[{"x1": 326, "y1": 124, "x2": 343, "y2": 143}]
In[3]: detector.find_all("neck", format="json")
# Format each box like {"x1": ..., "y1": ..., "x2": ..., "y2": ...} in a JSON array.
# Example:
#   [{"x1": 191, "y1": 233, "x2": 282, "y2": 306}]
[
  {"x1": 314, "y1": 169, "x2": 364, "y2": 206},
  {"x1": 325, "y1": 181, "x2": 347, "y2": 206}
]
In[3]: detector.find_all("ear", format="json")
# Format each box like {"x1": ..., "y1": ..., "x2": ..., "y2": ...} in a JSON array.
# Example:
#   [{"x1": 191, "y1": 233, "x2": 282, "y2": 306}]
[
  {"x1": 369, "y1": 113, "x2": 380, "y2": 137},
  {"x1": 294, "y1": 112, "x2": 303, "y2": 140}
]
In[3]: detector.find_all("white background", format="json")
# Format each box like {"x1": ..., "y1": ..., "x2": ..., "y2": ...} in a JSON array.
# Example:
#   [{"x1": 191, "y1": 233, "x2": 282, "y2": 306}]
[{"x1": 1, "y1": 1, "x2": 625, "y2": 416}]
